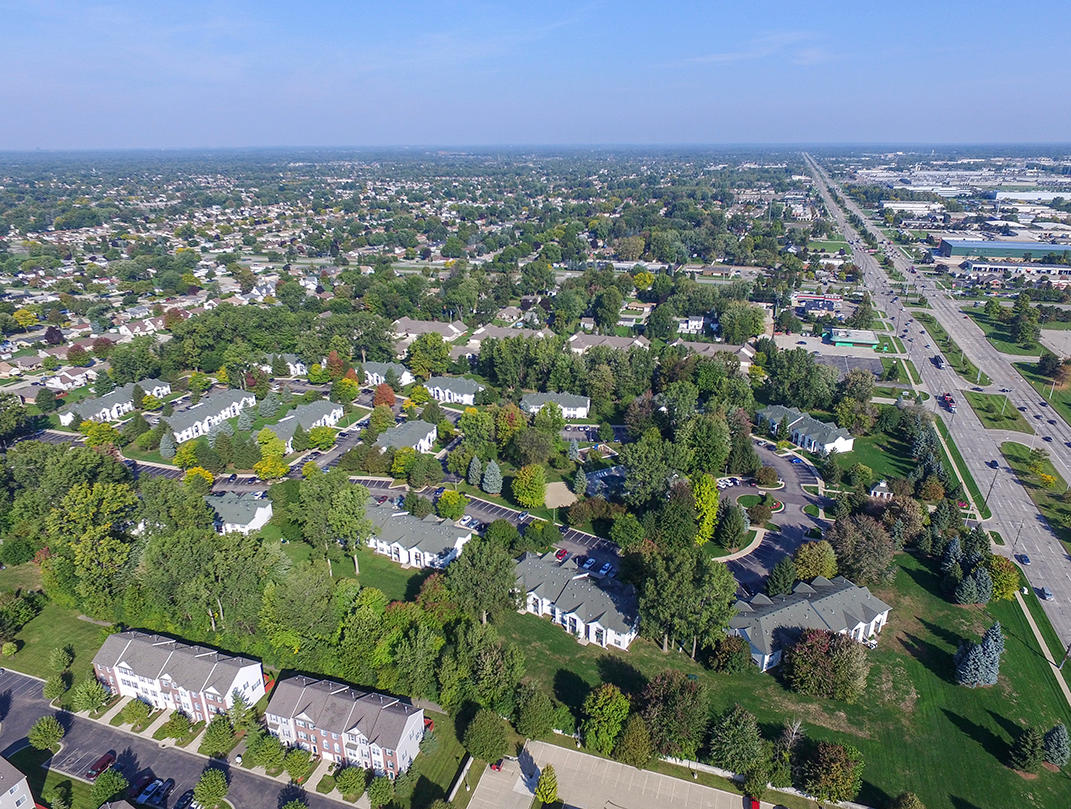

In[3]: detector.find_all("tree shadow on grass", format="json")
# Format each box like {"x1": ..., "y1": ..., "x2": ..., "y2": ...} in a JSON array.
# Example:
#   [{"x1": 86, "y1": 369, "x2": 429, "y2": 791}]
[
  {"x1": 918, "y1": 617, "x2": 962, "y2": 649},
  {"x1": 553, "y1": 668, "x2": 591, "y2": 715},
  {"x1": 899, "y1": 632, "x2": 955, "y2": 683},
  {"x1": 903, "y1": 561, "x2": 945, "y2": 600},
  {"x1": 949, "y1": 796, "x2": 984, "y2": 809},
  {"x1": 404, "y1": 568, "x2": 434, "y2": 601},
  {"x1": 986, "y1": 708, "x2": 1022, "y2": 744},
  {"x1": 941, "y1": 708, "x2": 1007, "y2": 762},
  {"x1": 408, "y1": 774, "x2": 446, "y2": 809},
  {"x1": 452, "y1": 700, "x2": 481, "y2": 749},
  {"x1": 595, "y1": 655, "x2": 646, "y2": 698},
  {"x1": 857, "y1": 779, "x2": 892, "y2": 809}
]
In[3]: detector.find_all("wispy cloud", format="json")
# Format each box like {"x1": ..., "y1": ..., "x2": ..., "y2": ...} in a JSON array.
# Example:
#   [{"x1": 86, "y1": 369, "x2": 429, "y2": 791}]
[{"x1": 683, "y1": 31, "x2": 826, "y2": 66}]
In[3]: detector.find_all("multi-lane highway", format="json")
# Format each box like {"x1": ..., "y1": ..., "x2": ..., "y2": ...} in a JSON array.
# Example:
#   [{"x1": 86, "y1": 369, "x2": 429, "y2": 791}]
[{"x1": 805, "y1": 153, "x2": 1071, "y2": 644}]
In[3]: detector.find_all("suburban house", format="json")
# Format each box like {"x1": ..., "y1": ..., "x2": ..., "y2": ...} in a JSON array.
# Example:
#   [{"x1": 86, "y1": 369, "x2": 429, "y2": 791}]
[
  {"x1": 204, "y1": 492, "x2": 273, "y2": 534},
  {"x1": 676, "y1": 314, "x2": 709, "y2": 335},
  {"x1": 0, "y1": 756, "x2": 30, "y2": 809},
  {"x1": 58, "y1": 378, "x2": 172, "y2": 427},
  {"x1": 757, "y1": 404, "x2": 855, "y2": 455},
  {"x1": 92, "y1": 630, "x2": 266, "y2": 721},
  {"x1": 265, "y1": 675, "x2": 424, "y2": 778},
  {"x1": 166, "y1": 389, "x2": 256, "y2": 443},
  {"x1": 374, "y1": 420, "x2": 436, "y2": 454},
  {"x1": 728, "y1": 577, "x2": 892, "y2": 671},
  {"x1": 363, "y1": 361, "x2": 414, "y2": 388},
  {"x1": 392, "y1": 317, "x2": 466, "y2": 348},
  {"x1": 515, "y1": 552, "x2": 639, "y2": 650},
  {"x1": 424, "y1": 376, "x2": 484, "y2": 406},
  {"x1": 44, "y1": 366, "x2": 97, "y2": 392},
  {"x1": 672, "y1": 340, "x2": 756, "y2": 374},
  {"x1": 265, "y1": 400, "x2": 344, "y2": 452},
  {"x1": 567, "y1": 333, "x2": 650, "y2": 355},
  {"x1": 117, "y1": 317, "x2": 165, "y2": 338},
  {"x1": 520, "y1": 391, "x2": 591, "y2": 420},
  {"x1": 262, "y1": 353, "x2": 308, "y2": 377},
  {"x1": 869, "y1": 480, "x2": 894, "y2": 500},
  {"x1": 365, "y1": 501, "x2": 473, "y2": 568}
]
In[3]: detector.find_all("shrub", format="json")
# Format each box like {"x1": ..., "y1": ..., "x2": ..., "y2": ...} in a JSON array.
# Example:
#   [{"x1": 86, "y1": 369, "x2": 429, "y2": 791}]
[
  {"x1": 463, "y1": 708, "x2": 509, "y2": 762},
  {"x1": 709, "y1": 636, "x2": 752, "y2": 673},
  {"x1": 783, "y1": 629, "x2": 870, "y2": 704},
  {"x1": 28, "y1": 715, "x2": 64, "y2": 750},
  {"x1": 1, "y1": 641, "x2": 16, "y2": 656}
]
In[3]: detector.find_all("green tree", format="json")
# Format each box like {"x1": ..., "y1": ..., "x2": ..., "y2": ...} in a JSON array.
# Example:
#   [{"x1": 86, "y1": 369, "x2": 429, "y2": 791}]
[
  {"x1": 793, "y1": 540, "x2": 838, "y2": 580},
  {"x1": 715, "y1": 503, "x2": 747, "y2": 549},
  {"x1": 1008, "y1": 725, "x2": 1044, "y2": 773},
  {"x1": 437, "y1": 489, "x2": 468, "y2": 520},
  {"x1": 803, "y1": 742, "x2": 863, "y2": 803},
  {"x1": 467, "y1": 455, "x2": 483, "y2": 486},
  {"x1": 610, "y1": 513, "x2": 645, "y2": 551},
  {"x1": 334, "y1": 766, "x2": 367, "y2": 799},
  {"x1": 463, "y1": 708, "x2": 509, "y2": 762},
  {"x1": 692, "y1": 473, "x2": 720, "y2": 544},
  {"x1": 28, "y1": 715, "x2": 64, "y2": 750},
  {"x1": 481, "y1": 459, "x2": 503, "y2": 494},
  {"x1": 199, "y1": 714, "x2": 235, "y2": 757},
  {"x1": 193, "y1": 768, "x2": 229, "y2": 807},
  {"x1": 512, "y1": 464, "x2": 546, "y2": 509},
  {"x1": 368, "y1": 404, "x2": 394, "y2": 436},
  {"x1": 514, "y1": 682, "x2": 556, "y2": 739},
  {"x1": 406, "y1": 333, "x2": 450, "y2": 379},
  {"x1": 1043, "y1": 723, "x2": 1070, "y2": 767},
  {"x1": 613, "y1": 714, "x2": 653, "y2": 769},
  {"x1": 572, "y1": 467, "x2": 587, "y2": 497},
  {"x1": 708, "y1": 705, "x2": 763, "y2": 773},
  {"x1": 445, "y1": 535, "x2": 517, "y2": 623},
  {"x1": 581, "y1": 683, "x2": 629, "y2": 754},
  {"x1": 766, "y1": 556, "x2": 797, "y2": 596},
  {"x1": 534, "y1": 764, "x2": 559, "y2": 806},
  {"x1": 90, "y1": 768, "x2": 129, "y2": 807},
  {"x1": 70, "y1": 677, "x2": 109, "y2": 713}
]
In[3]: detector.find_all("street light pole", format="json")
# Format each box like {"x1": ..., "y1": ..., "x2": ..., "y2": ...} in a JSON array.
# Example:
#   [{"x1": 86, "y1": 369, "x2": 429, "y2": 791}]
[{"x1": 984, "y1": 468, "x2": 999, "y2": 510}]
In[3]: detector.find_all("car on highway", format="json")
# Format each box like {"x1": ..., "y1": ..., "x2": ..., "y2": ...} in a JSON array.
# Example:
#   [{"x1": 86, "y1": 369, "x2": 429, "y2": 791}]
[
  {"x1": 581, "y1": 556, "x2": 597, "y2": 571},
  {"x1": 598, "y1": 561, "x2": 613, "y2": 576},
  {"x1": 1044, "y1": 436, "x2": 1053, "y2": 442},
  {"x1": 796, "y1": 340, "x2": 807, "y2": 345},
  {"x1": 1018, "y1": 406, "x2": 1027, "y2": 411},
  {"x1": 1040, "y1": 587, "x2": 1054, "y2": 601},
  {"x1": 555, "y1": 547, "x2": 568, "y2": 562},
  {"x1": 86, "y1": 753, "x2": 116, "y2": 780},
  {"x1": 987, "y1": 460, "x2": 999, "y2": 468},
  {"x1": 1018, "y1": 554, "x2": 1031, "y2": 565},
  {"x1": 1048, "y1": 419, "x2": 1057, "y2": 425},
  {"x1": 1040, "y1": 401, "x2": 1049, "y2": 407}
]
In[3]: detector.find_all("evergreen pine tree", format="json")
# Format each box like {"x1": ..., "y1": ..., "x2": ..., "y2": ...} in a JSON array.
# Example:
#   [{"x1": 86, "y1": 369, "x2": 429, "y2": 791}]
[
  {"x1": 131, "y1": 385, "x2": 146, "y2": 409},
  {"x1": 534, "y1": 764, "x2": 558, "y2": 806},
  {"x1": 953, "y1": 574, "x2": 979, "y2": 605},
  {"x1": 940, "y1": 538, "x2": 962, "y2": 574},
  {"x1": 215, "y1": 431, "x2": 235, "y2": 466},
  {"x1": 237, "y1": 409, "x2": 253, "y2": 432},
  {"x1": 1043, "y1": 723, "x2": 1070, "y2": 767},
  {"x1": 292, "y1": 423, "x2": 310, "y2": 452},
  {"x1": 568, "y1": 439, "x2": 580, "y2": 461},
  {"x1": 573, "y1": 467, "x2": 587, "y2": 497},
  {"x1": 972, "y1": 567, "x2": 994, "y2": 603},
  {"x1": 467, "y1": 455, "x2": 482, "y2": 487},
  {"x1": 482, "y1": 459, "x2": 502, "y2": 494},
  {"x1": 766, "y1": 557, "x2": 797, "y2": 596},
  {"x1": 159, "y1": 430, "x2": 176, "y2": 460},
  {"x1": 1008, "y1": 726, "x2": 1044, "y2": 772}
]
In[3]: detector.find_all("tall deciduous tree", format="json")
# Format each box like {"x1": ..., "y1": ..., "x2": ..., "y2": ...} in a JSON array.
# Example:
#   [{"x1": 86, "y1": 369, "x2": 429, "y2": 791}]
[
  {"x1": 445, "y1": 535, "x2": 517, "y2": 624},
  {"x1": 640, "y1": 670, "x2": 707, "y2": 759},
  {"x1": 581, "y1": 684, "x2": 630, "y2": 754},
  {"x1": 707, "y1": 704, "x2": 763, "y2": 774}
]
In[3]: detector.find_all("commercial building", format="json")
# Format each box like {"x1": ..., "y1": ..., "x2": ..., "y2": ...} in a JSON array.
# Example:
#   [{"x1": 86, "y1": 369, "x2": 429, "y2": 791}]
[
  {"x1": 515, "y1": 552, "x2": 639, "y2": 650},
  {"x1": 266, "y1": 675, "x2": 424, "y2": 778},
  {"x1": 938, "y1": 239, "x2": 1071, "y2": 259},
  {"x1": 757, "y1": 404, "x2": 854, "y2": 455},
  {"x1": 93, "y1": 630, "x2": 265, "y2": 721},
  {"x1": 825, "y1": 328, "x2": 879, "y2": 348},
  {"x1": 729, "y1": 577, "x2": 891, "y2": 671}
]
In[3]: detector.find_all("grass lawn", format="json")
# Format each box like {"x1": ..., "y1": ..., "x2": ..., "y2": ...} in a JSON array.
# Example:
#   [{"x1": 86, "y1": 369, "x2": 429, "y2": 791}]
[
  {"x1": 7, "y1": 746, "x2": 95, "y2": 809},
  {"x1": 497, "y1": 552, "x2": 1071, "y2": 809},
  {"x1": 395, "y1": 709, "x2": 475, "y2": 809},
  {"x1": 0, "y1": 561, "x2": 43, "y2": 592},
  {"x1": 963, "y1": 391, "x2": 1034, "y2": 433},
  {"x1": 965, "y1": 310, "x2": 1041, "y2": 356},
  {"x1": 915, "y1": 313, "x2": 992, "y2": 386},
  {"x1": 1014, "y1": 361, "x2": 1071, "y2": 429},
  {"x1": 5, "y1": 600, "x2": 107, "y2": 685},
  {"x1": 807, "y1": 240, "x2": 850, "y2": 253},
  {"x1": 1000, "y1": 441, "x2": 1071, "y2": 552},
  {"x1": 834, "y1": 425, "x2": 917, "y2": 482},
  {"x1": 803, "y1": 503, "x2": 820, "y2": 517}
]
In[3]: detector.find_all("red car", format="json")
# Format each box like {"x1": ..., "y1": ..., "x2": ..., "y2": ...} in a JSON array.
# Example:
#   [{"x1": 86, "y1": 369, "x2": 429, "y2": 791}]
[
  {"x1": 86, "y1": 752, "x2": 115, "y2": 780},
  {"x1": 749, "y1": 799, "x2": 760, "y2": 809},
  {"x1": 423, "y1": 717, "x2": 434, "y2": 732},
  {"x1": 490, "y1": 760, "x2": 503, "y2": 771},
  {"x1": 554, "y1": 548, "x2": 568, "y2": 562}
]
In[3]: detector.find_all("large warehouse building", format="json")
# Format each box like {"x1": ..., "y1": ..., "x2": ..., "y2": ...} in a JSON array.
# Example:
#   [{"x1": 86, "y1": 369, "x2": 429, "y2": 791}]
[{"x1": 938, "y1": 239, "x2": 1071, "y2": 259}]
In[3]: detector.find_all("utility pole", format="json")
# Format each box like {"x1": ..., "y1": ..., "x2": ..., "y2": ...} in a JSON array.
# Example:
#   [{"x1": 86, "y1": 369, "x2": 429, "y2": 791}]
[
  {"x1": 984, "y1": 468, "x2": 999, "y2": 510},
  {"x1": 1059, "y1": 642, "x2": 1071, "y2": 670}
]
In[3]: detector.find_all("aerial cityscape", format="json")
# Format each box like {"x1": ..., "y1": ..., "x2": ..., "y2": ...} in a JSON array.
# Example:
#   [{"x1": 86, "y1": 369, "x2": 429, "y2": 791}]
[{"x1": 0, "y1": 4, "x2": 1069, "y2": 809}]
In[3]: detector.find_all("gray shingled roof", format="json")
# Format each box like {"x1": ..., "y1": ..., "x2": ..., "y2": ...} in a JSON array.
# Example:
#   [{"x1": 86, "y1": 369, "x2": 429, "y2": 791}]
[
  {"x1": 515, "y1": 552, "x2": 638, "y2": 635},
  {"x1": 521, "y1": 392, "x2": 589, "y2": 412},
  {"x1": 166, "y1": 389, "x2": 252, "y2": 433},
  {"x1": 267, "y1": 675, "x2": 419, "y2": 748},
  {"x1": 66, "y1": 378, "x2": 168, "y2": 421},
  {"x1": 757, "y1": 405, "x2": 851, "y2": 446},
  {"x1": 205, "y1": 492, "x2": 270, "y2": 527},
  {"x1": 266, "y1": 400, "x2": 340, "y2": 443},
  {"x1": 425, "y1": 376, "x2": 484, "y2": 396},
  {"x1": 93, "y1": 630, "x2": 259, "y2": 695},
  {"x1": 374, "y1": 420, "x2": 435, "y2": 451},
  {"x1": 364, "y1": 361, "x2": 409, "y2": 381},
  {"x1": 366, "y1": 500, "x2": 469, "y2": 558},
  {"x1": 729, "y1": 577, "x2": 891, "y2": 655},
  {"x1": 0, "y1": 756, "x2": 25, "y2": 793}
]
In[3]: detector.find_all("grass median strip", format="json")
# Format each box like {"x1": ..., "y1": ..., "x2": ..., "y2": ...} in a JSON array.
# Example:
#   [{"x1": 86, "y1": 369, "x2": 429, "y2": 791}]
[
  {"x1": 1000, "y1": 441, "x2": 1071, "y2": 551},
  {"x1": 963, "y1": 391, "x2": 1034, "y2": 433},
  {"x1": 915, "y1": 312, "x2": 992, "y2": 386},
  {"x1": 964, "y1": 310, "x2": 1040, "y2": 356}
]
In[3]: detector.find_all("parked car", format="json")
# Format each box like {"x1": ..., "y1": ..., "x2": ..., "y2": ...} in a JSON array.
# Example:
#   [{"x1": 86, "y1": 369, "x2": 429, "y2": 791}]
[
  {"x1": 490, "y1": 760, "x2": 503, "y2": 772},
  {"x1": 149, "y1": 779, "x2": 175, "y2": 806},
  {"x1": 174, "y1": 790, "x2": 195, "y2": 809},
  {"x1": 1018, "y1": 554, "x2": 1031, "y2": 565},
  {"x1": 459, "y1": 515, "x2": 473, "y2": 528},
  {"x1": 86, "y1": 753, "x2": 116, "y2": 780},
  {"x1": 1040, "y1": 587, "x2": 1054, "y2": 601},
  {"x1": 790, "y1": 458, "x2": 803, "y2": 464},
  {"x1": 128, "y1": 774, "x2": 154, "y2": 799},
  {"x1": 598, "y1": 561, "x2": 613, "y2": 576},
  {"x1": 518, "y1": 512, "x2": 531, "y2": 522},
  {"x1": 555, "y1": 548, "x2": 568, "y2": 562},
  {"x1": 137, "y1": 779, "x2": 164, "y2": 804},
  {"x1": 582, "y1": 557, "x2": 597, "y2": 571}
]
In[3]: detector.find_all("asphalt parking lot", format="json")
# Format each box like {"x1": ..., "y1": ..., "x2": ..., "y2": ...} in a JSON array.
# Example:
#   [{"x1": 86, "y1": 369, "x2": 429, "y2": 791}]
[{"x1": 0, "y1": 669, "x2": 336, "y2": 809}]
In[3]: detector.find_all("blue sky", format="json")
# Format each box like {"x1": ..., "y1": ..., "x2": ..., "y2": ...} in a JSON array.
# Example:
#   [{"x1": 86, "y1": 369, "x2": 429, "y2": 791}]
[{"x1": 1, "y1": 0, "x2": 1068, "y2": 149}]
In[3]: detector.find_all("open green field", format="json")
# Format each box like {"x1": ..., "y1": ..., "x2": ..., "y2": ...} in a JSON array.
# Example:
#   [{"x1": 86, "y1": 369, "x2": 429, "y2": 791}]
[
  {"x1": 1014, "y1": 360, "x2": 1071, "y2": 430},
  {"x1": 498, "y1": 552, "x2": 1071, "y2": 809},
  {"x1": 807, "y1": 240, "x2": 850, "y2": 253},
  {"x1": 3, "y1": 599, "x2": 107, "y2": 686},
  {"x1": 963, "y1": 391, "x2": 1034, "y2": 433},
  {"x1": 964, "y1": 310, "x2": 1041, "y2": 356},
  {"x1": 1000, "y1": 440, "x2": 1071, "y2": 552},
  {"x1": 915, "y1": 312, "x2": 993, "y2": 386},
  {"x1": 833, "y1": 423, "x2": 917, "y2": 482}
]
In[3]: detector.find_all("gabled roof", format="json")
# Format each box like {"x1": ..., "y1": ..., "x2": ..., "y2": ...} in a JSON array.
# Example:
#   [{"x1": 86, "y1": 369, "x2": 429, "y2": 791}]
[
  {"x1": 366, "y1": 500, "x2": 470, "y2": 557},
  {"x1": 521, "y1": 391, "x2": 589, "y2": 412},
  {"x1": 374, "y1": 420, "x2": 436, "y2": 451},
  {"x1": 515, "y1": 552, "x2": 638, "y2": 634},
  {"x1": 425, "y1": 376, "x2": 484, "y2": 396},
  {"x1": 363, "y1": 361, "x2": 409, "y2": 379},
  {"x1": 93, "y1": 630, "x2": 259, "y2": 694},
  {"x1": 166, "y1": 389, "x2": 253, "y2": 433},
  {"x1": 267, "y1": 675, "x2": 420, "y2": 748},
  {"x1": 205, "y1": 492, "x2": 271, "y2": 527},
  {"x1": 729, "y1": 576, "x2": 891, "y2": 655}
]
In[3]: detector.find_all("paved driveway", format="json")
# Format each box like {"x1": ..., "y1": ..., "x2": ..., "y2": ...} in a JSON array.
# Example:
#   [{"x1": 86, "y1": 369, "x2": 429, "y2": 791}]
[{"x1": 0, "y1": 669, "x2": 337, "y2": 809}]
